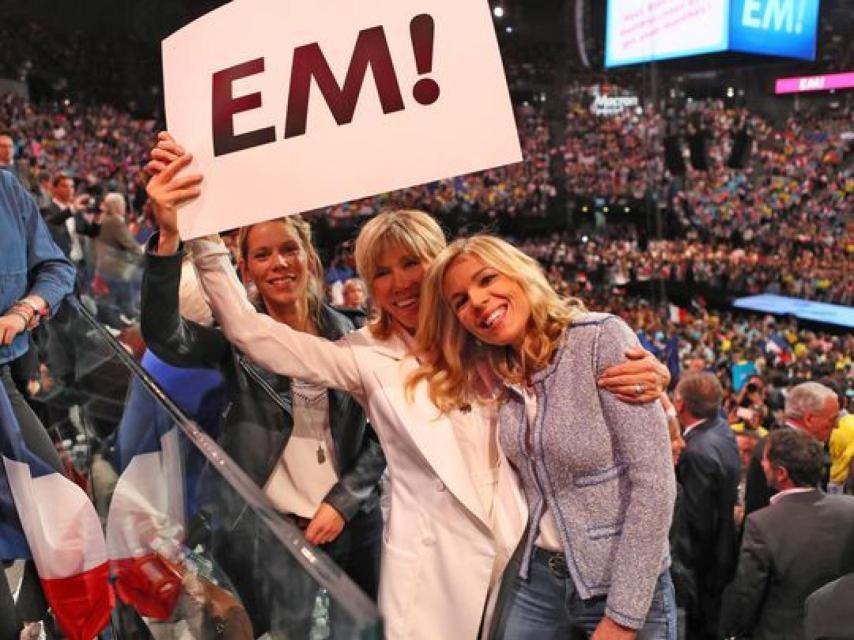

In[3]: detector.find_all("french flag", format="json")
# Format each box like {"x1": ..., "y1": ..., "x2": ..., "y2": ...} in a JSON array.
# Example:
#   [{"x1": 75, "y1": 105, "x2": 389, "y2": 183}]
[
  {"x1": 0, "y1": 385, "x2": 113, "y2": 640},
  {"x1": 105, "y1": 374, "x2": 188, "y2": 621},
  {"x1": 668, "y1": 303, "x2": 690, "y2": 324}
]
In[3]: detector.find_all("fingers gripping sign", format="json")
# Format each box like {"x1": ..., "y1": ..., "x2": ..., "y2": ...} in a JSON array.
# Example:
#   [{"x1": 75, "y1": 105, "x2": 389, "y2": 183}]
[
  {"x1": 146, "y1": 132, "x2": 186, "y2": 175},
  {"x1": 146, "y1": 153, "x2": 203, "y2": 253}
]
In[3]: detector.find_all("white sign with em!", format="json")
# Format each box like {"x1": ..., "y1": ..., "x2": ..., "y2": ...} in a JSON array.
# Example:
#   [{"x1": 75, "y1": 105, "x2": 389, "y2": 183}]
[{"x1": 162, "y1": 0, "x2": 522, "y2": 238}]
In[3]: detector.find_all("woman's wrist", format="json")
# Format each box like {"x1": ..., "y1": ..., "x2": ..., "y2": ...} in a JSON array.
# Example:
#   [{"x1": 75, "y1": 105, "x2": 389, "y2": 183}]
[
  {"x1": 157, "y1": 231, "x2": 181, "y2": 255},
  {"x1": 15, "y1": 296, "x2": 47, "y2": 318},
  {"x1": 5, "y1": 308, "x2": 30, "y2": 331}
]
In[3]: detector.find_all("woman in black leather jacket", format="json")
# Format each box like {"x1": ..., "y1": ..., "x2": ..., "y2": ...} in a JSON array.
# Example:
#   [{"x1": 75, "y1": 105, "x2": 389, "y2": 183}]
[{"x1": 141, "y1": 215, "x2": 385, "y2": 637}]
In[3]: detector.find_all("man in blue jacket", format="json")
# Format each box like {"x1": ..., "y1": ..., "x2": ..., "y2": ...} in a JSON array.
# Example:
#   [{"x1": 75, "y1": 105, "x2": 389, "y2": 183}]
[{"x1": 0, "y1": 170, "x2": 76, "y2": 640}]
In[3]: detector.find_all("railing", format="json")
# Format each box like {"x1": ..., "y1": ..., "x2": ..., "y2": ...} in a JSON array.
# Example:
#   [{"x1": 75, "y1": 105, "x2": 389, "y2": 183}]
[{"x1": 11, "y1": 296, "x2": 383, "y2": 639}]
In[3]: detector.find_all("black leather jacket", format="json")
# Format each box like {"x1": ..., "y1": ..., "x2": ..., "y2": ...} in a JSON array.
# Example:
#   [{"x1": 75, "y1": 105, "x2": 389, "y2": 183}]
[{"x1": 140, "y1": 240, "x2": 385, "y2": 521}]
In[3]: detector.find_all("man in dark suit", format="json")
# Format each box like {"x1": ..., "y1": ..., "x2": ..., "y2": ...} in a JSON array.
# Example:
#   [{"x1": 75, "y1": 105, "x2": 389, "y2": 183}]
[
  {"x1": 674, "y1": 372, "x2": 741, "y2": 640},
  {"x1": 744, "y1": 381, "x2": 839, "y2": 516},
  {"x1": 721, "y1": 429, "x2": 854, "y2": 640},
  {"x1": 804, "y1": 572, "x2": 854, "y2": 640}
]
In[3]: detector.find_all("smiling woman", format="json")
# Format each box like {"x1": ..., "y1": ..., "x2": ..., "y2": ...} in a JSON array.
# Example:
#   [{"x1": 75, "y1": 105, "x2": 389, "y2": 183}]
[
  {"x1": 141, "y1": 204, "x2": 385, "y2": 636},
  {"x1": 409, "y1": 235, "x2": 677, "y2": 640},
  {"x1": 410, "y1": 235, "x2": 587, "y2": 410},
  {"x1": 352, "y1": 209, "x2": 443, "y2": 339},
  {"x1": 237, "y1": 218, "x2": 324, "y2": 334}
]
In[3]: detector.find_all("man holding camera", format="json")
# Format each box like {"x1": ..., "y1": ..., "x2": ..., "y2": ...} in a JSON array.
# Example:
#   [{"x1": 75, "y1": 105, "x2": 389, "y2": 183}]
[{"x1": 41, "y1": 174, "x2": 102, "y2": 267}]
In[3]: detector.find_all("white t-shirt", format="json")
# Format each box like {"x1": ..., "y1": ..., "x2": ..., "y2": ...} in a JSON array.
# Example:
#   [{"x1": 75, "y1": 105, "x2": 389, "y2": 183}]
[
  {"x1": 522, "y1": 387, "x2": 563, "y2": 552},
  {"x1": 263, "y1": 379, "x2": 339, "y2": 518}
]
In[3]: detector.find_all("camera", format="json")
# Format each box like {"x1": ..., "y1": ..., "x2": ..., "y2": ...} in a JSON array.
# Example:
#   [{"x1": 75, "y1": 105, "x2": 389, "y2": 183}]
[{"x1": 746, "y1": 383, "x2": 759, "y2": 394}]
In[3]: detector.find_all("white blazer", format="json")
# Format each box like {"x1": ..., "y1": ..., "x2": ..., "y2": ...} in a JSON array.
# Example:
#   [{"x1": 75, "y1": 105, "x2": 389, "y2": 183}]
[{"x1": 190, "y1": 238, "x2": 528, "y2": 640}]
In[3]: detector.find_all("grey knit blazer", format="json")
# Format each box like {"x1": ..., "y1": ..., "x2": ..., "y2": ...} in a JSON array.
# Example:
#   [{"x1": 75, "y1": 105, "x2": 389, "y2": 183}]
[{"x1": 499, "y1": 312, "x2": 676, "y2": 629}]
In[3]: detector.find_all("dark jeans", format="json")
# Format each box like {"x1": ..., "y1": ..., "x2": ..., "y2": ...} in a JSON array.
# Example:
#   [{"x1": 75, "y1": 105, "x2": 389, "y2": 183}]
[
  {"x1": 100, "y1": 275, "x2": 138, "y2": 321},
  {"x1": 493, "y1": 547, "x2": 677, "y2": 640},
  {"x1": 265, "y1": 506, "x2": 383, "y2": 639},
  {"x1": 1, "y1": 363, "x2": 65, "y2": 640},
  {"x1": 0, "y1": 568, "x2": 19, "y2": 640}
]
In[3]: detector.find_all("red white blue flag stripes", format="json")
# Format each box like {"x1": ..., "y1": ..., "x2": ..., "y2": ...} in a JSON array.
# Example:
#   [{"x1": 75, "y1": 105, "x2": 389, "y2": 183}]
[{"x1": 0, "y1": 384, "x2": 113, "y2": 640}]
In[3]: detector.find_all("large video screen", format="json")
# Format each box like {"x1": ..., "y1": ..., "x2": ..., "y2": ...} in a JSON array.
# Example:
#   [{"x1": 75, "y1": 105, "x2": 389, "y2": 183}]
[
  {"x1": 605, "y1": 0, "x2": 819, "y2": 68},
  {"x1": 605, "y1": 0, "x2": 729, "y2": 68},
  {"x1": 729, "y1": 0, "x2": 819, "y2": 60}
]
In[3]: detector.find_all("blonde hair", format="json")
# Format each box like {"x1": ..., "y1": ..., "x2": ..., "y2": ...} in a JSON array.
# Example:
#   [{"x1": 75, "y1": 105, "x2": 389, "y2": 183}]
[
  {"x1": 408, "y1": 235, "x2": 586, "y2": 412},
  {"x1": 237, "y1": 216, "x2": 324, "y2": 325},
  {"x1": 354, "y1": 210, "x2": 447, "y2": 339}
]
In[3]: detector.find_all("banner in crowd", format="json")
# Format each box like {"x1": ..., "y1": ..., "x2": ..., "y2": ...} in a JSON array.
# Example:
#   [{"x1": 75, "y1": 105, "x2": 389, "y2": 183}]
[
  {"x1": 0, "y1": 385, "x2": 112, "y2": 640},
  {"x1": 162, "y1": 0, "x2": 522, "y2": 238}
]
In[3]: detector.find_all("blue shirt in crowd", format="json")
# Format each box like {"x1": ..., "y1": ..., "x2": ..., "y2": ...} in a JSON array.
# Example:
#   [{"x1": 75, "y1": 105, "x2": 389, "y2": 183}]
[{"x1": 0, "y1": 171, "x2": 75, "y2": 365}]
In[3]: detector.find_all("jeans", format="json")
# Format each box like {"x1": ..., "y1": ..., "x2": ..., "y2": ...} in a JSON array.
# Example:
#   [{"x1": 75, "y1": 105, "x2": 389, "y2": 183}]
[
  {"x1": 265, "y1": 506, "x2": 383, "y2": 639},
  {"x1": 494, "y1": 547, "x2": 677, "y2": 640}
]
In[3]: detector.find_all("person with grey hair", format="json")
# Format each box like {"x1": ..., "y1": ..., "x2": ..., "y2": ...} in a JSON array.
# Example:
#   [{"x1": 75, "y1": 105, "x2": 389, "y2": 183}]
[
  {"x1": 673, "y1": 372, "x2": 740, "y2": 640},
  {"x1": 721, "y1": 428, "x2": 854, "y2": 639},
  {"x1": 744, "y1": 381, "x2": 840, "y2": 517},
  {"x1": 94, "y1": 192, "x2": 143, "y2": 323}
]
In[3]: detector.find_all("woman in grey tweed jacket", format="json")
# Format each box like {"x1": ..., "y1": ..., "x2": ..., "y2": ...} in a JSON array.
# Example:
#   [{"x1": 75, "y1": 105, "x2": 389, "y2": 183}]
[{"x1": 410, "y1": 235, "x2": 677, "y2": 640}]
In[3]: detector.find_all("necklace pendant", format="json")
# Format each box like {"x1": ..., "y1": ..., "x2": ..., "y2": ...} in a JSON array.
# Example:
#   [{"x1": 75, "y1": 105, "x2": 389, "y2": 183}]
[{"x1": 317, "y1": 444, "x2": 326, "y2": 465}]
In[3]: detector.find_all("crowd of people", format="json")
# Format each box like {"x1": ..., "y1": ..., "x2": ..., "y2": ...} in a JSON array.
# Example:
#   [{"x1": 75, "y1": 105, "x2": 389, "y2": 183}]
[
  {"x1": 323, "y1": 103, "x2": 556, "y2": 226},
  {"x1": 561, "y1": 82, "x2": 664, "y2": 200},
  {"x1": 517, "y1": 231, "x2": 854, "y2": 305},
  {"x1": 0, "y1": 19, "x2": 160, "y2": 114},
  {"x1": 502, "y1": 43, "x2": 559, "y2": 90},
  {"x1": 0, "y1": 92, "x2": 153, "y2": 205}
]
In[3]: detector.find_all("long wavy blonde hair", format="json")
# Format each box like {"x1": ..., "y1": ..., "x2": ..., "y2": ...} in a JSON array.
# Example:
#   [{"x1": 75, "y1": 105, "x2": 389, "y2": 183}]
[
  {"x1": 354, "y1": 210, "x2": 447, "y2": 339},
  {"x1": 237, "y1": 216, "x2": 325, "y2": 325},
  {"x1": 408, "y1": 235, "x2": 586, "y2": 412}
]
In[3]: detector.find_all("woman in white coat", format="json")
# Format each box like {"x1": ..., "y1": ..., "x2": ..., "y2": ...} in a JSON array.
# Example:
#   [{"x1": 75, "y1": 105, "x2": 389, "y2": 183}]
[{"x1": 145, "y1": 145, "x2": 670, "y2": 639}]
